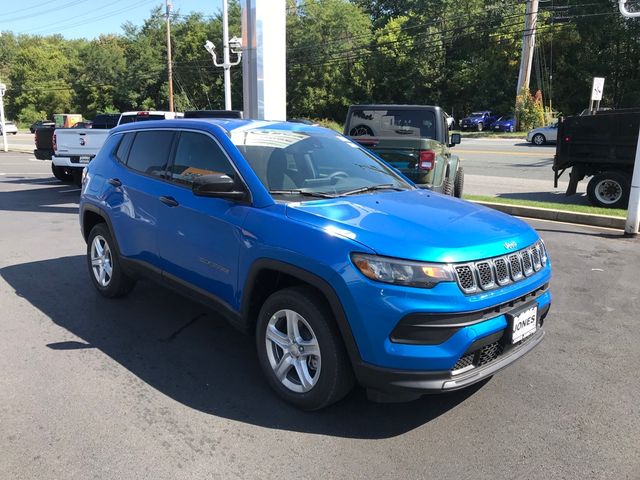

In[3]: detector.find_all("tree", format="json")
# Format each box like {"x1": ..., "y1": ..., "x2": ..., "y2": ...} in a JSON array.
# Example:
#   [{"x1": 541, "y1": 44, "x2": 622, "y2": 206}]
[{"x1": 287, "y1": 0, "x2": 372, "y2": 120}]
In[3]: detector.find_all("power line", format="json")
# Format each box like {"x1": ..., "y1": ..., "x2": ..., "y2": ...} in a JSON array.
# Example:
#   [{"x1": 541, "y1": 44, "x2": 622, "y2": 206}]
[{"x1": 1, "y1": 0, "x2": 91, "y2": 24}]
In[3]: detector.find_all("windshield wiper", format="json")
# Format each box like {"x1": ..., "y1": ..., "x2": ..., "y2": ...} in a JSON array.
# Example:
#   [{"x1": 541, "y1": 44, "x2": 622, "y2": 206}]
[
  {"x1": 338, "y1": 184, "x2": 410, "y2": 196},
  {"x1": 269, "y1": 189, "x2": 336, "y2": 198}
]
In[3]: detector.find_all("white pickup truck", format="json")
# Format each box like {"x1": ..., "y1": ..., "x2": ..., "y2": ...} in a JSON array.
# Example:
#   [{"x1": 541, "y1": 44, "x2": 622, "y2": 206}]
[{"x1": 52, "y1": 111, "x2": 182, "y2": 184}]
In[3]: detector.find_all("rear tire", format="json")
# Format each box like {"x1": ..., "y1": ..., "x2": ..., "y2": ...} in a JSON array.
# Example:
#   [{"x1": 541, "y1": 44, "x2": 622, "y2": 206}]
[
  {"x1": 72, "y1": 169, "x2": 83, "y2": 187},
  {"x1": 256, "y1": 286, "x2": 354, "y2": 410},
  {"x1": 454, "y1": 167, "x2": 464, "y2": 198},
  {"x1": 477, "y1": 122, "x2": 484, "y2": 132},
  {"x1": 87, "y1": 223, "x2": 136, "y2": 298},
  {"x1": 51, "y1": 164, "x2": 73, "y2": 182},
  {"x1": 586, "y1": 171, "x2": 630, "y2": 209}
]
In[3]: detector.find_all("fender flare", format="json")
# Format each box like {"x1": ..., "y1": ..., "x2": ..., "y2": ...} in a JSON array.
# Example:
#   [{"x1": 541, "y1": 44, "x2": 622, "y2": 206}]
[{"x1": 242, "y1": 258, "x2": 362, "y2": 365}]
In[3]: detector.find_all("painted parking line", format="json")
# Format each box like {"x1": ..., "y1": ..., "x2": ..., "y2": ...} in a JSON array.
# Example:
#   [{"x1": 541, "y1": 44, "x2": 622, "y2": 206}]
[{"x1": 59, "y1": 188, "x2": 81, "y2": 193}]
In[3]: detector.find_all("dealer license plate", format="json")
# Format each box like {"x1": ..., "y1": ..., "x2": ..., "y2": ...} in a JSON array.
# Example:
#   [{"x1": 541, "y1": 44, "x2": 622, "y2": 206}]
[
  {"x1": 510, "y1": 305, "x2": 537, "y2": 344},
  {"x1": 79, "y1": 156, "x2": 91, "y2": 164}
]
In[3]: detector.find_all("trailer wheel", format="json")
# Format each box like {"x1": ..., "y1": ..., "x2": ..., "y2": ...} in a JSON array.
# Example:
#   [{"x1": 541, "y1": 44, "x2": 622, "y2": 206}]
[{"x1": 587, "y1": 171, "x2": 630, "y2": 209}]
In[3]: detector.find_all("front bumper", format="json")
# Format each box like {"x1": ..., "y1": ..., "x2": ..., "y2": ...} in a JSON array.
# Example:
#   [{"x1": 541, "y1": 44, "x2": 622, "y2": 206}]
[{"x1": 355, "y1": 327, "x2": 545, "y2": 398}]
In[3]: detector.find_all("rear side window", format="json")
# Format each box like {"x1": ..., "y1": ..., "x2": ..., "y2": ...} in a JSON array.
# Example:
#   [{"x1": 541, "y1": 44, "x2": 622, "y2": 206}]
[
  {"x1": 126, "y1": 130, "x2": 175, "y2": 177},
  {"x1": 115, "y1": 133, "x2": 134, "y2": 164},
  {"x1": 347, "y1": 109, "x2": 436, "y2": 139},
  {"x1": 168, "y1": 132, "x2": 236, "y2": 187}
]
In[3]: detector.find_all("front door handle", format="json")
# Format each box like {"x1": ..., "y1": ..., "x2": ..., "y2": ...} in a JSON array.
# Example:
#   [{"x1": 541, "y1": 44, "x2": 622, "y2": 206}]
[
  {"x1": 108, "y1": 178, "x2": 121, "y2": 187},
  {"x1": 159, "y1": 195, "x2": 179, "y2": 207}
]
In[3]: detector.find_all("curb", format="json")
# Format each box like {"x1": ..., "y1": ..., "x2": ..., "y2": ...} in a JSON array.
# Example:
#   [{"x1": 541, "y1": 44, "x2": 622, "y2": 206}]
[{"x1": 471, "y1": 200, "x2": 626, "y2": 230}]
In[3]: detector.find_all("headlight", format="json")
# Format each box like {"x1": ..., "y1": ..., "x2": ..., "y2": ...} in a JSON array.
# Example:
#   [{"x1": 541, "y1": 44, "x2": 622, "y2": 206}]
[{"x1": 351, "y1": 253, "x2": 454, "y2": 288}]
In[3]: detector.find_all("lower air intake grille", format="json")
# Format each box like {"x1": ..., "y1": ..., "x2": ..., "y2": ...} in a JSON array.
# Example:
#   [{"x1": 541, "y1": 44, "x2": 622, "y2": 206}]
[
  {"x1": 452, "y1": 353, "x2": 475, "y2": 372},
  {"x1": 477, "y1": 342, "x2": 504, "y2": 366}
]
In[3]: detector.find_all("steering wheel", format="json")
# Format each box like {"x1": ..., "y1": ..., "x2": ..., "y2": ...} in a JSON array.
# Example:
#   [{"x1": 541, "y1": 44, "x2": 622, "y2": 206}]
[
  {"x1": 328, "y1": 171, "x2": 349, "y2": 184},
  {"x1": 349, "y1": 125, "x2": 374, "y2": 137}
]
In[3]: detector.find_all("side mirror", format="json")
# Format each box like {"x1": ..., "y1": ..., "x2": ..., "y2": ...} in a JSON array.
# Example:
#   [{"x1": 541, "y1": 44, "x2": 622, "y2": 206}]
[
  {"x1": 449, "y1": 133, "x2": 461, "y2": 147},
  {"x1": 192, "y1": 173, "x2": 247, "y2": 200}
]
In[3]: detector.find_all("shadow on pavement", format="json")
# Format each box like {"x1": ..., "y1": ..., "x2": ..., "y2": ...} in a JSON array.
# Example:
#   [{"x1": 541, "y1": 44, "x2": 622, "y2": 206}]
[
  {"x1": 0, "y1": 179, "x2": 79, "y2": 214},
  {"x1": 512, "y1": 142, "x2": 557, "y2": 148},
  {"x1": 0, "y1": 255, "x2": 484, "y2": 439}
]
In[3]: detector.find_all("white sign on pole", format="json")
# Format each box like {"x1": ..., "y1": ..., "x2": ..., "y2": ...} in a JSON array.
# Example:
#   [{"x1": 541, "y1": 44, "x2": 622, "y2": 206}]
[{"x1": 591, "y1": 77, "x2": 605, "y2": 102}]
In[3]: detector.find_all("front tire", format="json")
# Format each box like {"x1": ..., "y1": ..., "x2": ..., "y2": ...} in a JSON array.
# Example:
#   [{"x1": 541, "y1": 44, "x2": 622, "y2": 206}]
[
  {"x1": 256, "y1": 286, "x2": 354, "y2": 410},
  {"x1": 587, "y1": 171, "x2": 630, "y2": 208},
  {"x1": 477, "y1": 122, "x2": 484, "y2": 132},
  {"x1": 87, "y1": 223, "x2": 136, "y2": 298},
  {"x1": 532, "y1": 133, "x2": 546, "y2": 145}
]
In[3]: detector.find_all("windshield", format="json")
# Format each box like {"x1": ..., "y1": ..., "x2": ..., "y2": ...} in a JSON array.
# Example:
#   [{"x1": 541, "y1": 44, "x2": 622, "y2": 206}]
[
  {"x1": 470, "y1": 112, "x2": 486, "y2": 116},
  {"x1": 232, "y1": 129, "x2": 414, "y2": 198},
  {"x1": 346, "y1": 109, "x2": 435, "y2": 139}
]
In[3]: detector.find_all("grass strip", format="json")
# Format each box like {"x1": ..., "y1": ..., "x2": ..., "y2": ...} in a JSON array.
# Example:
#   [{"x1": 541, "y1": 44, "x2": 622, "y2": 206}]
[{"x1": 464, "y1": 194, "x2": 627, "y2": 218}]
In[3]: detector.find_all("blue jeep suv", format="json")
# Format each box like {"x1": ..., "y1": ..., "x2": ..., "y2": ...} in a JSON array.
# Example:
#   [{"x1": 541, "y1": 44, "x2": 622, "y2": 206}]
[{"x1": 79, "y1": 119, "x2": 551, "y2": 410}]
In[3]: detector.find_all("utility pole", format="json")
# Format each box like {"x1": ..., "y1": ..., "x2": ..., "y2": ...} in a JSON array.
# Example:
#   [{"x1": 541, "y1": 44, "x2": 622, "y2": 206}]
[
  {"x1": 204, "y1": 0, "x2": 242, "y2": 111},
  {"x1": 0, "y1": 82, "x2": 8, "y2": 153},
  {"x1": 516, "y1": 0, "x2": 539, "y2": 95},
  {"x1": 165, "y1": 0, "x2": 174, "y2": 112},
  {"x1": 618, "y1": 0, "x2": 640, "y2": 235}
]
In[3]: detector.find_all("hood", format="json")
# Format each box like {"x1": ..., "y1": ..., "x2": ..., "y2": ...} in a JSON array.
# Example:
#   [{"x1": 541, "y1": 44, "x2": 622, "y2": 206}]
[{"x1": 285, "y1": 189, "x2": 539, "y2": 263}]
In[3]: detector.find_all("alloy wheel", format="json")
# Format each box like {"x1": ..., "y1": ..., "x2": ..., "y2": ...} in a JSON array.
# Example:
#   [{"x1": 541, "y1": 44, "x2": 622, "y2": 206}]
[
  {"x1": 90, "y1": 235, "x2": 113, "y2": 287},
  {"x1": 265, "y1": 309, "x2": 321, "y2": 393}
]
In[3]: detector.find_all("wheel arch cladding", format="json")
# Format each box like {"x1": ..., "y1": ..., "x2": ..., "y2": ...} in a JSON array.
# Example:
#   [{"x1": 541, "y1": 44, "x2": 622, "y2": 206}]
[{"x1": 241, "y1": 259, "x2": 363, "y2": 366}]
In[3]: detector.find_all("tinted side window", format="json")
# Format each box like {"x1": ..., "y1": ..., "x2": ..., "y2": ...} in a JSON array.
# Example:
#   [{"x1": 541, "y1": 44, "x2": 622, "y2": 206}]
[
  {"x1": 115, "y1": 133, "x2": 134, "y2": 164},
  {"x1": 169, "y1": 132, "x2": 236, "y2": 187},
  {"x1": 126, "y1": 130, "x2": 174, "y2": 177}
]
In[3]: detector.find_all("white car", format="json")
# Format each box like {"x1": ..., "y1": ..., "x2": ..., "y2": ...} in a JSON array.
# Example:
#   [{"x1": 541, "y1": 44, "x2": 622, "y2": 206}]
[
  {"x1": 527, "y1": 122, "x2": 558, "y2": 145},
  {"x1": 1, "y1": 121, "x2": 18, "y2": 135}
]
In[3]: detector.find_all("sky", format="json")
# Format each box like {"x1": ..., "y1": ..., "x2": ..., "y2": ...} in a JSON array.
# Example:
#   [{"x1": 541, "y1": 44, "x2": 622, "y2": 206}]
[{"x1": 0, "y1": 0, "x2": 223, "y2": 39}]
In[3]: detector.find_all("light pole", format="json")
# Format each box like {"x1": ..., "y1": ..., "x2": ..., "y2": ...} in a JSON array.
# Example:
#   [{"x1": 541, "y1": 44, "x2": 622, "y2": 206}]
[
  {"x1": 205, "y1": 0, "x2": 242, "y2": 111},
  {"x1": 0, "y1": 83, "x2": 8, "y2": 153},
  {"x1": 166, "y1": 0, "x2": 174, "y2": 112},
  {"x1": 618, "y1": 0, "x2": 640, "y2": 235}
]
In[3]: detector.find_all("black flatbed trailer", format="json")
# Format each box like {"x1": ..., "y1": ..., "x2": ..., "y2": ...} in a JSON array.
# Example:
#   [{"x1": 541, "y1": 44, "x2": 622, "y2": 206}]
[{"x1": 554, "y1": 108, "x2": 639, "y2": 208}]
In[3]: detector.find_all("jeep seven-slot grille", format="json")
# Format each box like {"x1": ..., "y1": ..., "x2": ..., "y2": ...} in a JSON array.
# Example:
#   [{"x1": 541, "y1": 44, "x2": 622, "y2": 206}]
[{"x1": 453, "y1": 241, "x2": 547, "y2": 294}]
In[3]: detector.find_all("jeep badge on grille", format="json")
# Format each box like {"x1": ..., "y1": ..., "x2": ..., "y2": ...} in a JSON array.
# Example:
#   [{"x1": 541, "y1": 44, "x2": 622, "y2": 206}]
[{"x1": 504, "y1": 241, "x2": 518, "y2": 250}]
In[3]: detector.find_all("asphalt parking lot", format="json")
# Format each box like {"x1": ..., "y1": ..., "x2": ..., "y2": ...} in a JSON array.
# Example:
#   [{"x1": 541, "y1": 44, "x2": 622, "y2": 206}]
[{"x1": 1, "y1": 152, "x2": 639, "y2": 479}]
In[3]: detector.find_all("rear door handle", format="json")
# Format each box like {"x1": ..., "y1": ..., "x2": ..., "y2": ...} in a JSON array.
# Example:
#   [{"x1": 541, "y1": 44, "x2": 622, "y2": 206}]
[
  {"x1": 108, "y1": 178, "x2": 121, "y2": 187},
  {"x1": 159, "y1": 196, "x2": 179, "y2": 207}
]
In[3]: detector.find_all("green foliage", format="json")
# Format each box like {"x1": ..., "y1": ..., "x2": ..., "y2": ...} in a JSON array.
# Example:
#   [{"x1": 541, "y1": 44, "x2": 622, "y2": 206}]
[
  {"x1": 515, "y1": 87, "x2": 545, "y2": 131},
  {"x1": 314, "y1": 118, "x2": 343, "y2": 132},
  {"x1": 286, "y1": 0, "x2": 372, "y2": 120},
  {"x1": 0, "y1": 0, "x2": 638, "y2": 124}
]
